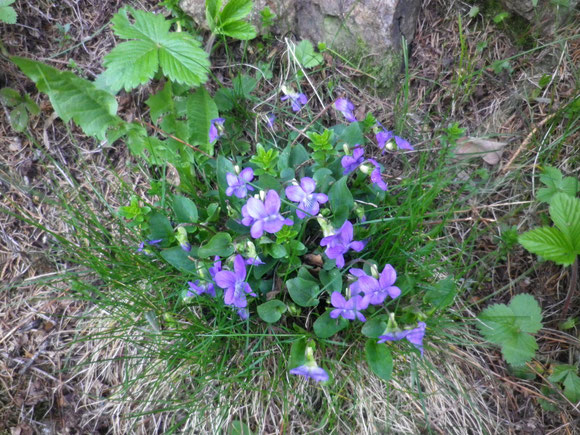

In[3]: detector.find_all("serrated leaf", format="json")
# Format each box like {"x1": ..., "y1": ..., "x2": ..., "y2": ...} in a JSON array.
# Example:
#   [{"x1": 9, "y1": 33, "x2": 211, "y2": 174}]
[
  {"x1": 198, "y1": 232, "x2": 234, "y2": 258},
  {"x1": 550, "y1": 193, "x2": 580, "y2": 251},
  {"x1": 257, "y1": 300, "x2": 286, "y2": 323},
  {"x1": 219, "y1": 20, "x2": 257, "y2": 40},
  {"x1": 12, "y1": 57, "x2": 120, "y2": 140},
  {"x1": 313, "y1": 311, "x2": 348, "y2": 338},
  {"x1": 519, "y1": 226, "x2": 576, "y2": 266},
  {"x1": 172, "y1": 195, "x2": 198, "y2": 223},
  {"x1": 186, "y1": 87, "x2": 219, "y2": 155},
  {"x1": 563, "y1": 373, "x2": 580, "y2": 402},
  {"x1": 100, "y1": 7, "x2": 209, "y2": 92},
  {"x1": 365, "y1": 339, "x2": 393, "y2": 381},
  {"x1": 509, "y1": 294, "x2": 543, "y2": 333},
  {"x1": 478, "y1": 303, "x2": 517, "y2": 345},
  {"x1": 219, "y1": 0, "x2": 253, "y2": 26},
  {"x1": 214, "y1": 87, "x2": 235, "y2": 112},
  {"x1": 501, "y1": 333, "x2": 538, "y2": 366},
  {"x1": 294, "y1": 40, "x2": 323, "y2": 69},
  {"x1": 549, "y1": 364, "x2": 577, "y2": 383},
  {"x1": 0, "y1": 0, "x2": 16, "y2": 24},
  {"x1": 99, "y1": 40, "x2": 159, "y2": 92}
]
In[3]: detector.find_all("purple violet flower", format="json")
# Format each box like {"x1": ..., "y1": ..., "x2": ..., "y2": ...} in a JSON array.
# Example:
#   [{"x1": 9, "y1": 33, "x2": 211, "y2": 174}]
[
  {"x1": 378, "y1": 321, "x2": 427, "y2": 356},
  {"x1": 209, "y1": 256, "x2": 222, "y2": 279},
  {"x1": 209, "y1": 117, "x2": 225, "y2": 142},
  {"x1": 376, "y1": 129, "x2": 414, "y2": 151},
  {"x1": 285, "y1": 177, "x2": 329, "y2": 219},
  {"x1": 281, "y1": 93, "x2": 307, "y2": 112},
  {"x1": 226, "y1": 167, "x2": 255, "y2": 198},
  {"x1": 243, "y1": 190, "x2": 293, "y2": 238},
  {"x1": 290, "y1": 364, "x2": 329, "y2": 382},
  {"x1": 341, "y1": 146, "x2": 365, "y2": 175},
  {"x1": 245, "y1": 256, "x2": 265, "y2": 266},
  {"x1": 329, "y1": 292, "x2": 370, "y2": 322},
  {"x1": 266, "y1": 113, "x2": 276, "y2": 128},
  {"x1": 215, "y1": 254, "x2": 256, "y2": 308},
  {"x1": 237, "y1": 307, "x2": 249, "y2": 320},
  {"x1": 334, "y1": 98, "x2": 357, "y2": 122},
  {"x1": 319, "y1": 220, "x2": 365, "y2": 268},
  {"x1": 349, "y1": 265, "x2": 401, "y2": 305},
  {"x1": 137, "y1": 239, "x2": 163, "y2": 252},
  {"x1": 187, "y1": 280, "x2": 216, "y2": 298},
  {"x1": 366, "y1": 158, "x2": 388, "y2": 191}
]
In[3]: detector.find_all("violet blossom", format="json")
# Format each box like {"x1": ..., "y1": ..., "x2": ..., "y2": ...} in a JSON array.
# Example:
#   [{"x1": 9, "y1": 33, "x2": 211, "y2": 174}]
[
  {"x1": 243, "y1": 190, "x2": 293, "y2": 238},
  {"x1": 376, "y1": 129, "x2": 414, "y2": 151},
  {"x1": 329, "y1": 292, "x2": 369, "y2": 322},
  {"x1": 281, "y1": 92, "x2": 307, "y2": 112},
  {"x1": 349, "y1": 265, "x2": 401, "y2": 305},
  {"x1": 209, "y1": 117, "x2": 225, "y2": 142},
  {"x1": 137, "y1": 239, "x2": 162, "y2": 252},
  {"x1": 226, "y1": 167, "x2": 255, "y2": 198},
  {"x1": 209, "y1": 256, "x2": 222, "y2": 279},
  {"x1": 285, "y1": 177, "x2": 329, "y2": 219},
  {"x1": 214, "y1": 254, "x2": 256, "y2": 308},
  {"x1": 319, "y1": 220, "x2": 365, "y2": 268},
  {"x1": 341, "y1": 146, "x2": 365, "y2": 175},
  {"x1": 334, "y1": 98, "x2": 357, "y2": 122},
  {"x1": 378, "y1": 321, "x2": 427, "y2": 356},
  {"x1": 187, "y1": 280, "x2": 216, "y2": 298},
  {"x1": 290, "y1": 364, "x2": 329, "y2": 382},
  {"x1": 365, "y1": 158, "x2": 388, "y2": 191}
]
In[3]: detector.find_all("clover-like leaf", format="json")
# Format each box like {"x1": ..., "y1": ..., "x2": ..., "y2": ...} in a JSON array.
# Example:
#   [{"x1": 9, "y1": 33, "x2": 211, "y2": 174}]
[{"x1": 537, "y1": 166, "x2": 579, "y2": 204}]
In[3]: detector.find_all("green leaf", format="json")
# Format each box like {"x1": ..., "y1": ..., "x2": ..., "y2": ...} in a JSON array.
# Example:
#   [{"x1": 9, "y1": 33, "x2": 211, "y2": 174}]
[
  {"x1": 509, "y1": 293, "x2": 543, "y2": 333},
  {"x1": 257, "y1": 299, "x2": 287, "y2": 323},
  {"x1": 328, "y1": 176, "x2": 354, "y2": 226},
  {"x1": 99, "y1": 40, "x2": 159, "y2": 92},
  {"x1": 313, "y1": 311, "x2": 348, "y2": 338},
  {"x1": 289, "y1": 338, "x2": 307, "y2": 369},
  {"x1": 12, "y1": 57, "x2": 120, "y2": 140},
  {"x1": 148, "y1": 212, "x2": 174, "y2": 241},
  {"x1": 161, "y1": 246, "x2": 197, "y2": 272},
  {"x1": 361, "y1": 317, "x2": 388, "y2": 339},
  {"x1": 365, "y1": 339, "x2": 393, "y2": 381},
  {"x1": 10, "y1": 105, "x2": 28, "y2": 132},
  {"x1": 219, "y1": 0, "x2": 253, "y2": 25},
  {"x1": 0, "y1": 87, "x2": 20, "y2": 106},
  {"x1": 99, "y1": 7, "x2": 209, "y2": 92},
  {"x1": 501, "y1": 333, "x2": 538, "y2": 366},
  {"x1": 478, "y1": 294, "x2": 543, "y2": 366},
  {"x1": 227, "y1": 420, "x2": 254, "y2": 435},
  {"x1": 537, "y1": 166, "x2": 579, "y2": 204},
  {"x1": 286, "y1": 271, "x2": 319, "y2": 307},
  {"x1": 519, "y1": 226, "x2": 576, "y2": 266},
  {"x1": 233, "y1": 74, "x2": 258, "y2": 98},
  {"x1": 146, "y1": 83, "x2": 174, "y2": 122},
  {"x1": 172, "y1": 195, "x2": 198, "y2": 223},
  {"x1": 550, "y1": 365, "x2": 580, "y2": 403},
  {"x1": 214, "y1": 87, "x2": 235, "y2": 112},
  {"x1": 198, "y1": 232, "x2": 234, "y2": 258},
  {"x1": 319, "y1": 269, "x2": 342, "y2": 294},
  {"x1": 550, "y1": 193, "x2": 580, "y2": 251},
  {"x1": 423, "y1": 276, "x2": 457, "y2": 310},
  {"x1": 219, "y1": 20, "x2": 257, "y2": 40},
  {"x1": 0, "y1": 0, "x2": 16, "y2": 24},
  {"x1": 294, "y1": 40, "x2": 323, "y2": 69},
  {"x1": 336, "y1": 123, "x2": 364, "y2": 147},
  {"x1": 186, "y1": 87, "x2": 219, "y2": 155}
]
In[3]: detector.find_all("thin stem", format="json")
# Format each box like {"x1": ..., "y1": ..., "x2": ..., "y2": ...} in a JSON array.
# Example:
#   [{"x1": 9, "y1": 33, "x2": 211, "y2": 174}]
[{"x1": 561, "y1": 257, "x2": 578, "y2": 320}]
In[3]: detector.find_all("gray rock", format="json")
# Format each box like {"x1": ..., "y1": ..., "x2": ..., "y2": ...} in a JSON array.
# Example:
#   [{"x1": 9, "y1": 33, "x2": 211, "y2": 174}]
[
  {"x1": 498, "y1": 0, "x2": 578, "y2": 30},
  {"x1": 180, "y1": 0, "x2": 422, "y2": 91}
]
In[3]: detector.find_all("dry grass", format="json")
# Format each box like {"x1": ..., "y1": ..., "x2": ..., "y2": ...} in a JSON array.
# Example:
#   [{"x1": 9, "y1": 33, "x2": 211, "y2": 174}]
[{"x1": 1, "y1": 0, "x2": 579, "y2": 433}]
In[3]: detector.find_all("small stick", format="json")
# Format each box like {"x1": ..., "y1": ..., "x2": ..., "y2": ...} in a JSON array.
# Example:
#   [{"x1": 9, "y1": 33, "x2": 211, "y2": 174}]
[
  {"x1": 141, "y1": 120, "x2": 215, "y2": 160},
  {"x1": 501, "y1": 112, "x2": 557, "y2": 174},
  {"x1": 288, "y1": 101, "x2": 335, "y2": 147}
]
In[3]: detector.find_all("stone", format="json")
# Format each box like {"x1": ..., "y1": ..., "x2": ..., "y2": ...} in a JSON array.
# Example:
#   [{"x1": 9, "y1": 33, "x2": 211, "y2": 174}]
[
  {"x1": 498, "y1": 0, "x2": 578, "y2": 31},
  {"x1": 180, "y1": 0, "x2": 422, "y2": 91}
]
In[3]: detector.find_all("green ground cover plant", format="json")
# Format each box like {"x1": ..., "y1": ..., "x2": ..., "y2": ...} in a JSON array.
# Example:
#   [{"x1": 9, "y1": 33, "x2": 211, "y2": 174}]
[{"x1": 2, "y1": 0, "x2": 579, "y2": 432}]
